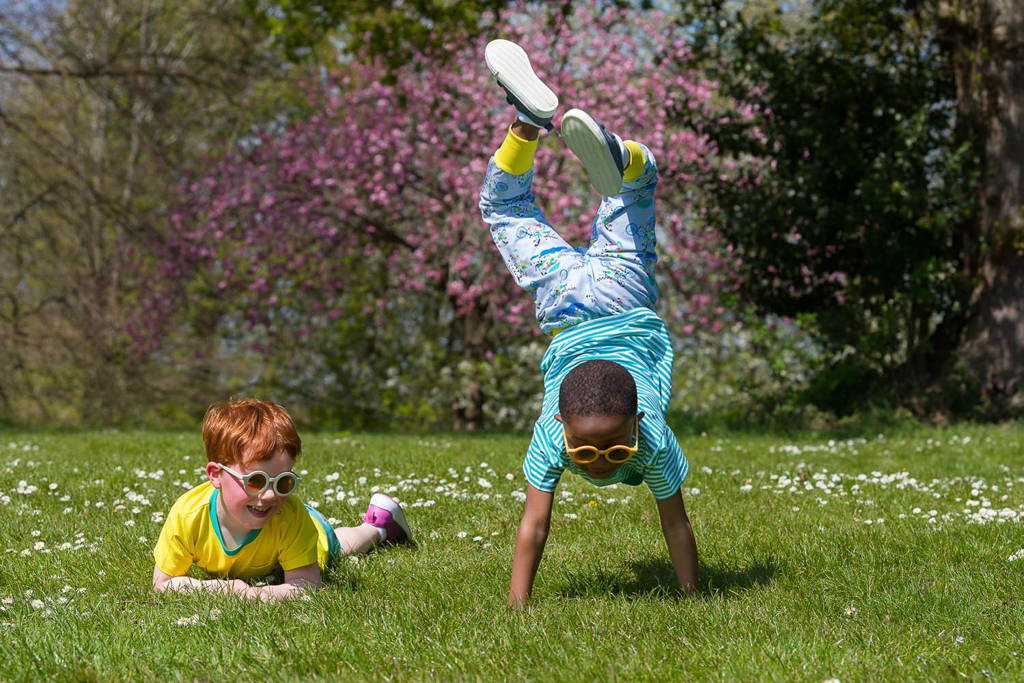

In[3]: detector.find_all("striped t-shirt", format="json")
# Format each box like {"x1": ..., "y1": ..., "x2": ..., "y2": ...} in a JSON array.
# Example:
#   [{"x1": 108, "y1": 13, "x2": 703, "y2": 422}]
[{"x1": 523, "y1": 307, "x2": 689, "y2": 500}]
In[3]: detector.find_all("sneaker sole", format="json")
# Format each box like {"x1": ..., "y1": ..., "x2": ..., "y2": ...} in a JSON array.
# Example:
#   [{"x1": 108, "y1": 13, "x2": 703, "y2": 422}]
[
  {"x1": 369, "y1": 493, "x2": 412, "y2": 542},
  {"x1": 484, "y1": 39, "x2": 558, "y2": 119},
  {"x1": 561, "y1": 109, "x2": 623, "y2": 197}
]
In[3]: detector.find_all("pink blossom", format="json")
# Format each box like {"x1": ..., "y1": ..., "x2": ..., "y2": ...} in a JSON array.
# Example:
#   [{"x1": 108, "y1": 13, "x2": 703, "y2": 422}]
[{"x1": 135, "y1": 2, "x2": 763, "y2": 370}]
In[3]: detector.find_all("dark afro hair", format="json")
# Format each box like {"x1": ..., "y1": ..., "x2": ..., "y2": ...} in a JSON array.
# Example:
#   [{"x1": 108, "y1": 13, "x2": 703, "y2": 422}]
[{"x1": 558, "y1": 360, "x2": 637, "y2": 418}]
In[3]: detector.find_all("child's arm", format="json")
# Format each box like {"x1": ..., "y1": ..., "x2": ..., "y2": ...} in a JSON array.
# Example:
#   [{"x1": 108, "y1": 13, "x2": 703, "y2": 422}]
[
  {"x1": 152, "y1": 563, "x2": 321, "y2": 602},
  {"x1": 153, "y1": 565, "x2": 250, "y2": 596},
  {"x1": 242, "y1": 563, "x2": 321, "y2": 602},
  {"x1": 655, "y1": 492, "x2": 699, "y2": 596},
  {"x1": 509, "y1": 483, "x2": 554, "y2": 607}
]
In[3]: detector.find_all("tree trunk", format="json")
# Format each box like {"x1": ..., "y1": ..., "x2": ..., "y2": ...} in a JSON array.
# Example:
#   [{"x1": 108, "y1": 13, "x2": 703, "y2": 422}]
[
  {"x1": 938, "y1": 0, "x2": 1024, "y2": 409},
  {"x1": 964, "y1": 255, "x2": 1024, "y2": 404}
]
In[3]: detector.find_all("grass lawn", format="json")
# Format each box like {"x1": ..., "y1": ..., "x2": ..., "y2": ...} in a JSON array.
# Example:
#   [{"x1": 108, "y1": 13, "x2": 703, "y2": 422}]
[{"x1": 1, "y1": 423, "x2": 1023, "y2": 680}]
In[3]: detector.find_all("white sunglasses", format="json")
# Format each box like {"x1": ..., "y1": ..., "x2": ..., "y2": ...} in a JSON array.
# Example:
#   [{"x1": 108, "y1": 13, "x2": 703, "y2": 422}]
[{"x1": 216, "y1": 463, "x2": 302, "y2": 496}]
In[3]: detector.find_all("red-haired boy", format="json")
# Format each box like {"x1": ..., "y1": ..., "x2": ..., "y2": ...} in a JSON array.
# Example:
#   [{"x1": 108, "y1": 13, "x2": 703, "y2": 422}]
[{"x1": 152, "y1": 398, "x2": 410, "y2": 601}]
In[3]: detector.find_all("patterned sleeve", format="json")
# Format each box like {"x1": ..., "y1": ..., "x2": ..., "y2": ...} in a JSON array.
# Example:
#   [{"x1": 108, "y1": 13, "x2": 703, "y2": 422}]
[
  {"x1": 643, "y1": 426, "x2": 689, "y2": 500},
  {"x1": 522, "y1": 420, "x2": 564, "y2": 493}
]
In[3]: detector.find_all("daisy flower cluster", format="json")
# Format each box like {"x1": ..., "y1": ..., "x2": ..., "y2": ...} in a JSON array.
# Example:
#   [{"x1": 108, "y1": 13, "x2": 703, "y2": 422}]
[
  {"x1": 709, "y1": 433, "x2": 1023, "y2": 530},
  {"x1": 173, "y1": 608, "x2": 223, "y2": 627},
  {"x1": 0, "y1": 585, "x2": 91, "y2": 625},
  {"x1": 4, "y1": 530, "x2": 102, "y2": 558},
  {"x1": 2, "y1": 452, "x2": 201, "y2": 560},
  {"x1": 6, "y1": 442, "x2": 41, "y2": 452}
]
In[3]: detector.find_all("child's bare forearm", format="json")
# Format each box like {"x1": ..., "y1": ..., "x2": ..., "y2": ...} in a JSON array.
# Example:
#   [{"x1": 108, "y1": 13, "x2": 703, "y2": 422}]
[
  {"x1": 509, "y1": 522, "x2": 548, "y2": 607},
  {"x1": 656, "y1": 493, "x2": 699, "y2": 595},
  {"x1": 156, "y1": 577, "x2": 314, "y2": 602},
  {"x1": 244, "y1": 581, "x2": 316, "y2": 602},
  {"x1": 509, "y1": 485, "x2": 554, "y2": 607},
  {"x1": 662, "y1": 523, "x2": 698, "y2": 594}
]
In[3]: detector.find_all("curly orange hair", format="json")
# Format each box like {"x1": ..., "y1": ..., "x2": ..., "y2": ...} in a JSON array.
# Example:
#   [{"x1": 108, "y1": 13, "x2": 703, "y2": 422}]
[{"x1": 201, "y1": 398, "x2": 301, "y2": 467}]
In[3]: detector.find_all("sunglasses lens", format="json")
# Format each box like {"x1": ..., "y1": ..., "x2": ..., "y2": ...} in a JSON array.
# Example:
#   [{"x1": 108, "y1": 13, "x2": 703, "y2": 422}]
[
  {"x1": 276, "y1": 473, "x2": 297, "y2": 495},
  {"x1": 606, "y1": 448, "x2": 632, "y2": 463},
  {"x1": 245, "y1": 472, "x2": 268, "y2": 493},
  {"x1": 572, "y1": 448, "x2": 599, "y2": 464}
]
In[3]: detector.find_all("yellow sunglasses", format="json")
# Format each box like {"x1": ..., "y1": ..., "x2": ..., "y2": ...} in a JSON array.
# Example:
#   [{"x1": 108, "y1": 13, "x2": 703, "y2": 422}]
[{"x1": 562, "y1": 418, "x2": 640, "y2": 465}]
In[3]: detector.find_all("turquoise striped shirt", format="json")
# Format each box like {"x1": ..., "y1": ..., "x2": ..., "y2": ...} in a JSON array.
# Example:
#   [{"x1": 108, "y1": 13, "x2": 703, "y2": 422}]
[{"x1": 524, "y1": 308, "x2": 689, "y2": 500}]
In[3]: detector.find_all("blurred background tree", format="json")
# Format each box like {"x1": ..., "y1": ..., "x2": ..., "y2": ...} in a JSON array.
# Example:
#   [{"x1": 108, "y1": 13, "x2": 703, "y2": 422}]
[
  {"x1": 676, "y1": 0, "x2": 1021, "y2": 419},
  {"x1": 0, "y1": 0, "x2": 281, "y2": 424},
  {"x1": 241, "y1": 0, "x2": 510, "y2": 68},
  {"x1": 0, "y1": 0, "x2": 1017, "y2": 428}
]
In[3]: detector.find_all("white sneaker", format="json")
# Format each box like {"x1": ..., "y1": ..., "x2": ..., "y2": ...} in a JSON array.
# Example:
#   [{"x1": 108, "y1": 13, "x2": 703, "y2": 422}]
[
  {"x1": 560, "y1": 108, "x2": 629, "y2": 196},
  {"x1": 485, "y1": 39, "x2": 559, "y2": 130}
]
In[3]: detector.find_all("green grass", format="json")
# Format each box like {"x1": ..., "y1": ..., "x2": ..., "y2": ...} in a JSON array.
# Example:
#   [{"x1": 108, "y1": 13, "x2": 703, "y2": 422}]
[{"x1": 2, "y1": 424, "x2": 1023, "y2": 680}]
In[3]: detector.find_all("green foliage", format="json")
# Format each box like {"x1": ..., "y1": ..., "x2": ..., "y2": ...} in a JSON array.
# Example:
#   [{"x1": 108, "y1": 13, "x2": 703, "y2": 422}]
[
  {"x1": 671, "y1": 313, "x2": 823, "y2": 423},
  {"x1": 212, "y1": 292, "x2": 547, "y2": 431},
  {"x1": 242, "y1": 0, "x2": 511, "y2": 67},
  {"x1": 2, "y1": 426, "x2": 1024, "y2": 678},
  {"x1": 677, "y1": 0, "x2": 982, "y2": 414}
]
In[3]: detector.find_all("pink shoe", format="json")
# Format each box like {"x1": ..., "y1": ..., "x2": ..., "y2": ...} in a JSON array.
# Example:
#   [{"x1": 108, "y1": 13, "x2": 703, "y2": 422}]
[{"x1": 363, "y1": 494, "x2": 412, "y2": 544}]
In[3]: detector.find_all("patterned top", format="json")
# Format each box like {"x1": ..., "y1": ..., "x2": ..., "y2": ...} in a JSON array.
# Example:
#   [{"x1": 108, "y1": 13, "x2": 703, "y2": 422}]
[{"x1": 523, "y1": 308, "x2": 689, "y2": 500}]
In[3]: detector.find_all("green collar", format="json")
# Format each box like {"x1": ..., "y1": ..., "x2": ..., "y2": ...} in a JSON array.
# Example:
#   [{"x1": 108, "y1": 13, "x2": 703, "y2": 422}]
[{"x1": 209, "y1": 489, "x2": 261, "y2": 555}]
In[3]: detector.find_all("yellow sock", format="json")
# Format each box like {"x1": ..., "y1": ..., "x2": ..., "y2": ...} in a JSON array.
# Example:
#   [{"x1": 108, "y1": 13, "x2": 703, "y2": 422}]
[
  {"x1": 623, "y1": 140, "x2": 645, "y2": 183},
  {"x1": 494, "y1": 126, "x2": 539, "y2": 175}
]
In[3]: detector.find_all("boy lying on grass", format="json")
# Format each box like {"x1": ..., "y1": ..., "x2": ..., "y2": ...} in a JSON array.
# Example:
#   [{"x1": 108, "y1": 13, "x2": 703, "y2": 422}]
[
  {"x1": 152, "y1": 398, "x2": 411, "y2": 601},
  {"x1": 481, "y1": 40, "x2": 699, "y2": 607}
]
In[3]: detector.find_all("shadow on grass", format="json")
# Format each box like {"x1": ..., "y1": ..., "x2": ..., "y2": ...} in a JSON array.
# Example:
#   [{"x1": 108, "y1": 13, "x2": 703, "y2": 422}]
[
  {"x1": 555, "y1": 556, "x2": 776, "y2": 600},
  {"x1": 701, "y1": 557, "x2": 776, "y2": 597}
]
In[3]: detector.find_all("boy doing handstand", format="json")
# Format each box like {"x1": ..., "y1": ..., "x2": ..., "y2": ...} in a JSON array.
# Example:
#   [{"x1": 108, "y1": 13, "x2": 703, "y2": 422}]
[
  {"x1": 152, "y1": 398, "x2": 411, "y2": 601},
  {"x1": 481, "y1": 40, "x2": 698, "y2": 607}
]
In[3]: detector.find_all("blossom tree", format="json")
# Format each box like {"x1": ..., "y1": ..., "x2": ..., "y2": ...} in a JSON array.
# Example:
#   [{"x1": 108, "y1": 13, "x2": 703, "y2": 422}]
[{"x1": 151, "y1": 4, "x2": 763, "y2": 428}]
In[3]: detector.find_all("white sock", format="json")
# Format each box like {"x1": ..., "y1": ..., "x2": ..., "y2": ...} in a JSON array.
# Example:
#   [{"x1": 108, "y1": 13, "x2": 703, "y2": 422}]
[
  {"x1": 516, "y1": 109, "x2": 539, "y2": 126},
  {"x1": 374, "y1": 525, "x2": 387, "y2": 542}
]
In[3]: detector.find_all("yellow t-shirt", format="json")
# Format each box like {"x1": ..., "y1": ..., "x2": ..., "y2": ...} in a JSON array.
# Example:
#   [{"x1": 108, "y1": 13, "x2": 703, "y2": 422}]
[{"x1": 153, "y1": 482, "x2": 327, "y2": 580}]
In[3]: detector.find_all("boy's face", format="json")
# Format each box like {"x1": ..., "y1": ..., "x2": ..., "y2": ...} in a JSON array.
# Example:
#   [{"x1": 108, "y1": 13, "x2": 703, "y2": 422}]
[
  {"x1": 557, "y1": 413, "x2": 639, "y2": 479},
  {"x1": 206, "y1": 449, "x2": 296, "y2": 533}
]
